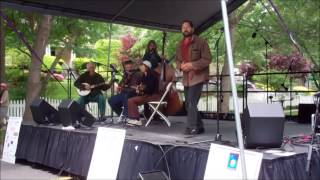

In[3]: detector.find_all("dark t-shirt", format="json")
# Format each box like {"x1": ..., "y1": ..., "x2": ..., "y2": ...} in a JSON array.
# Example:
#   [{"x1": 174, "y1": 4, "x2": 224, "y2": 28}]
[
  {"x1": 141, "y1": 70, "x2": 159, "y2": 95},
  {"x1": 74, "y1": 72, "x2": 108, "y2": 97},
  {"x1": 143, "y1": 52, "x2": 161, "y2": 69}
]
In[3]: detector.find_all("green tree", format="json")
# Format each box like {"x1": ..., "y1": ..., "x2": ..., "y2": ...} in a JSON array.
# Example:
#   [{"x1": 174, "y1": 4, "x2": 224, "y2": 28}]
[
  {"x1": 24, "y1": 14, "x2": 53, "y2": 122},
  {"x1": 94, "y1": 39, "x2": 121, "y2": 65}
]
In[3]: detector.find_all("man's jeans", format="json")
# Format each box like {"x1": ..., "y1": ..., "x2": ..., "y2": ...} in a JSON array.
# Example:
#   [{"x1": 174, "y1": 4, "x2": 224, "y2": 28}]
[
  {"x1": 184, "y1": 83, "x2": 203, "y2": 129},
  {"x1": 77, "y1": 94, "x2": 106, "y2": 118},
  {"x1": 108, "y1": 91, "x2": 136, "y2": 116}
]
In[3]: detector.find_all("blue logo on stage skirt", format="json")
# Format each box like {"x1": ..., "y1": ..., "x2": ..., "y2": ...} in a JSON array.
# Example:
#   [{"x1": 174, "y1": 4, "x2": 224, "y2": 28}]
[{"x1": 227, "y1": 153, "x2": 239, "y2": 169}]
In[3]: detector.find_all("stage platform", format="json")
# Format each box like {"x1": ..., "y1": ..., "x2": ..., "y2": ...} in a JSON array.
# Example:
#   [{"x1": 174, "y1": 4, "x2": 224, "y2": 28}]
[{"x1": 15, "y1": 117, "x2": 320, "y2": 179}]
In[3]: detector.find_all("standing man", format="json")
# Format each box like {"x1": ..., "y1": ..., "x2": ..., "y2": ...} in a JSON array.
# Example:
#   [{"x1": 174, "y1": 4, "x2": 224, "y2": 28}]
[
  {"x1": 0, "y1": 83, "x2": 9, "y2": 129},
  {"x1": 175, "y1": 20, "x2": 212, "y2": 135},
  {"x1": 74, "y1": 62, "x2": 110, "y2": 120}
]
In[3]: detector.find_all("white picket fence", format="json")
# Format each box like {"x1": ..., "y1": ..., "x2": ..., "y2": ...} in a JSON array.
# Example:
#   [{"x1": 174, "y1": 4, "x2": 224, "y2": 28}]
[{"x1": 8, "y1": 94, "x2": 314, "y2": 118}]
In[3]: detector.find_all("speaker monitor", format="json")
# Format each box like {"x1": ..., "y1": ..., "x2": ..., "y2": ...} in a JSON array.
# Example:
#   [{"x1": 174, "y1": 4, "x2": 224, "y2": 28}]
[
  {"x1": 298, "y1": 104, "x2": 320, "y2": 124},
  {"x1": 30, "y1": 98, "x2": 60, "y2": 125},
  {"x1": 58, "y1": 99, "x2": 96, "y2": 127},
  {"x1": 242, "y1": 103, "x2": 285, "y2": 149}
]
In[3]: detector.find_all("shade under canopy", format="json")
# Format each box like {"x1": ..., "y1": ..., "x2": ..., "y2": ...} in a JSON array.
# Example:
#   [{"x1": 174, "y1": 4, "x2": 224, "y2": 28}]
[{"x1": 1, "y1": 0, "x2": 246, "y2": 33}]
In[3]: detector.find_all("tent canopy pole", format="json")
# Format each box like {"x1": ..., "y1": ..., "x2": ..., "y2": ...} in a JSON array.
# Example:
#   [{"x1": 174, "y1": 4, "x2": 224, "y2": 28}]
[{"x1": 220, "y1": 0, "x2": 247, "y2": 179}]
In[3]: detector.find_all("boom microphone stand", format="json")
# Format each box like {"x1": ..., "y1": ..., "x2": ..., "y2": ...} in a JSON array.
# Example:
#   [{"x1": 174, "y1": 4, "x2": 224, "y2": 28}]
[{"x1": 252, "y1": 31, "x2": 272, "y2": 103}]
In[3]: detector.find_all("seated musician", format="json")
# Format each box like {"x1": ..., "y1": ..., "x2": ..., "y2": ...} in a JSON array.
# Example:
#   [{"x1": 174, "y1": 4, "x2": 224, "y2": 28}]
[
  {"x1": 142, "y1": 40, "x2": 161, "y2": 69},
  {"x1": 108, "y1": 60, "x2": 142, "y2": 117},
  {"x1": 74, "y1": 62, "x2": 110, "y2": 120},
  {"x1": 126, "y1": 61, "x2": 161, "y2": 126}
]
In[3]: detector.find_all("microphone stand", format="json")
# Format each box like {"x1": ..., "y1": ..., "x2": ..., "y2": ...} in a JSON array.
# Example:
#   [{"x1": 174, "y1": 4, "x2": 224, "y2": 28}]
[
  {"x1": 262, "y1": 35, "x2": 272, "y2": 104},
  {"x1": 63, "y1": 63, "x2": 77, "y2": 100},
  {"x1": 214, "y1": 30, "x2": 224, "y2": 141},
  {"x1": 103, "y1": 68, "x2": 118, "y2": 124},
  {"x1": 252, "y1": 31, "x2": 273, "y2": 104}
]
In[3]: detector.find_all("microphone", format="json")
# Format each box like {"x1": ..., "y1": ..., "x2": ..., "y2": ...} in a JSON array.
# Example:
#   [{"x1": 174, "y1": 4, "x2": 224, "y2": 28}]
[{"x1": 109, "y1": 64, "x2": 118, "y2": 73}]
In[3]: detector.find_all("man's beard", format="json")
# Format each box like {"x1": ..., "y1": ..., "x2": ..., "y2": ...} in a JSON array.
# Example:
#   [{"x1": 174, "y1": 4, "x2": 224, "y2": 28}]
[{"x1": 183, "y1": 31, "x2": 193, "y2": 37}]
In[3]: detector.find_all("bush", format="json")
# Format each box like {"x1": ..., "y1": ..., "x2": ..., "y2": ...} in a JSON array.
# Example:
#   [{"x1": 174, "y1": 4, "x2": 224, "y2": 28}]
[
  {"x1": 8, "y1": 82, "x2": 27, "y2": 100},
  {"x1": 42, "y1": 55, "x2": 63, "y2": 73},
  {"x1": 5, "y1": 48, "x2": 30, "y2": 69}
]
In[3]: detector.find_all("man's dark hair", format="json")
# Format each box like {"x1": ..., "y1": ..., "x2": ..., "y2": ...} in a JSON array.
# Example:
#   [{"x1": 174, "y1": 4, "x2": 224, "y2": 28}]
[{"x1": 181, "y1": 20, "x2": 194, "y2": 28}]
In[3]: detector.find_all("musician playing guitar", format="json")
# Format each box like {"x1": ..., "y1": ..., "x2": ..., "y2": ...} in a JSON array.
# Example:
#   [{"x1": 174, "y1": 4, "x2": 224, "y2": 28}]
[
  {"x1": 108, "y1": 60, "x2": 142, "y2": 117},
  {"x1": 126, "y1": 61, "x2": 161, "y2": 126},
  {"x1": 74, "y1": 62, "x2": 111, "y2": 120}
]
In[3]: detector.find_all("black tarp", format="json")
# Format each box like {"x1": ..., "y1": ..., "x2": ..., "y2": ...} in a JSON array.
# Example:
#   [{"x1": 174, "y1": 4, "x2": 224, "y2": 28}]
[
  {"x1": 1, "y1": 0, "x2": 246, "y2": 33},
  {"x1": 16, "y1": 125, "x2": 320, "y2": 180}
]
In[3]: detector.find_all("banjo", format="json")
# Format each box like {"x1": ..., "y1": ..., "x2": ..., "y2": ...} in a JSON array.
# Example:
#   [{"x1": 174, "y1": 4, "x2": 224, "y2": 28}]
[{"x1": 77, "y1": 78, "x2": 116, "y2": 96}]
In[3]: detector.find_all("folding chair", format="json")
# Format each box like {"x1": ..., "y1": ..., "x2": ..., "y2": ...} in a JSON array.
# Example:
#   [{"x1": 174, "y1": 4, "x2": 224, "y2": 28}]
[{"x1": 145, "y1": 82, "x2": 173, "y2": 127}]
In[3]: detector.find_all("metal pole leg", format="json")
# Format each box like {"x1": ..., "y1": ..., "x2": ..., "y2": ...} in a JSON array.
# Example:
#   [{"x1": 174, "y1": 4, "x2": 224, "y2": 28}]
[{"x1": 221, "y1": 0, "x2": 247, "y2": 179}]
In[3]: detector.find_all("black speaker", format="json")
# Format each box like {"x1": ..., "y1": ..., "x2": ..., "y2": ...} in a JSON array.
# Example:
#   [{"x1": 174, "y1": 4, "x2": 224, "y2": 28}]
[
  {"x1": 30, "y1": 98, "x2": 60, "y2": 125},
  {"x1": 138, "y1": 171, "x2": 169, "y2": 180},
  {"x1": 58, "y1": 100, "x2": 96, "y2": 127},
  {"x1": 298, "y1": 104, "x2": 319, "y2": 124},
  {"x1": 242, "y1": 103, "x2": 285, "y2": 149}
]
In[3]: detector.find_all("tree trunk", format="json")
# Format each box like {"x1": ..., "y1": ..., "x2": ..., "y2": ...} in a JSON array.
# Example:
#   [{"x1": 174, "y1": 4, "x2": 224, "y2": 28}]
[
  {"x1": 219, "y1": 0, "x2": 255, "y2": 114},
  {"x1": 23, "y1": 15, "x2": 53, "y2": 123},
  {"x1": 61, "y1": 48, "x2": 72, "y2": 65},
  {"x1": 220, "y1": 15, "x2": 236, "y2": 114},
  {"x1": 0, "y1": 5, "x2": 5, "y2": 83}
]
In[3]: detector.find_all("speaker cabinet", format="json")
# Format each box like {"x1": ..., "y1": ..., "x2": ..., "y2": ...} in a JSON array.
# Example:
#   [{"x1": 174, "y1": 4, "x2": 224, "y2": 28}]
[
  {"x1": 298, "y1": 104, "x2": 319, "y2": 124},
  {"x1": 242, "y1": 103, "x2": 285, "y2": 149},
  {"x1": 30, "y1": 98, "x2": 60, "y2": 125},
  {"x1": 58, "y1": 100, "x2": 95, "y2": 127}
]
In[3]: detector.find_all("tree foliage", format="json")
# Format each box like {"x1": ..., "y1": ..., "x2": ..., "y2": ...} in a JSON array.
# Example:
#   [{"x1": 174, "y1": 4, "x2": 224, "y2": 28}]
[
  {"x1": 119, "y1": 33, "x2": 137, "y2": 62},
  {"x1": 268, "y1": 51, "x2": 311, "y2": 73}
]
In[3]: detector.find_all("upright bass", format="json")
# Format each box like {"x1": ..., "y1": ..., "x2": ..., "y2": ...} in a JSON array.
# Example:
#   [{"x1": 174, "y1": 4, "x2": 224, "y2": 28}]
[{"x1": 156, "y1": 59, "x2": 182, "y2": 116}]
